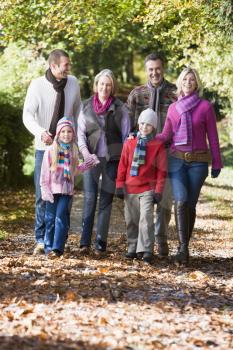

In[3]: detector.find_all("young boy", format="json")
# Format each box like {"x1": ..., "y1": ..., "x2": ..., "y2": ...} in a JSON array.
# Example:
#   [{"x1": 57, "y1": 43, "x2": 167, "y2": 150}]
[{"x1": 116, "y1": 108, "x2": 167, "y2": 263}]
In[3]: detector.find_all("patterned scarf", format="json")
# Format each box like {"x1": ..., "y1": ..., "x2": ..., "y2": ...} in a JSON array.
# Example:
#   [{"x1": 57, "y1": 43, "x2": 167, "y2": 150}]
[
  {"x1": 147, "y1": 79, "x2": 166, "y2": 133},
  {"x1": 58, "y1": 142, "x2": 71, "y2": 181},
  {"x1": 130, "y1": 132, "x2": 154, "y2": 177},
  {"x1": 174, "y1": 93, "x2": 201, "y2": 149},
  {"x1": 93, "y1": 93, "x2": 113, "y2": 115}
]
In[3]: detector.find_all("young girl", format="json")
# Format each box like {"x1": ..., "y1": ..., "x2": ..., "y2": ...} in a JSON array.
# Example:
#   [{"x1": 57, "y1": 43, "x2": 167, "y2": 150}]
[
  {"x1": 116, "y1": 109, "x2": 167, "y2": 263},
  {"x1": 40, "y1": 117, "x2": 99, "y2": 258}
]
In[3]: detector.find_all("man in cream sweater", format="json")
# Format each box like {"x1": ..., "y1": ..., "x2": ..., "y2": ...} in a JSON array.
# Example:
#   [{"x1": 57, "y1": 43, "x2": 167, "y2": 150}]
[{"x1": 23, "y1": 49, "x2": 81, "y2": 254}]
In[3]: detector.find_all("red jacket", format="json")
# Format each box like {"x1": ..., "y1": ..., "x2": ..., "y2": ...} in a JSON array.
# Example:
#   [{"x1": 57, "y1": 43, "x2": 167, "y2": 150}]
[{"x1": 116, "y1": 138, "x2": 167, "y2": 194}]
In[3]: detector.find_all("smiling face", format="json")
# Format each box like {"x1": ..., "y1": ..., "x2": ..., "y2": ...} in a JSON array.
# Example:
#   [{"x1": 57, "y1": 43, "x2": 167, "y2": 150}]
[
  {"x1": 51, "y1": 56, "x2": 71, "y2": 80},
  {"x1": 97, "y1": 75, "x2": 112, "y2": 103},
  {"x1": 139, "y1": 122, "x2": 154, "y2": 136},
  {"x1": 145, "y1": 59, "x2": 164, "y2": 87},
  {"x1": 58, "y1": 126, "x2": 73, "y2": 144},
  {"x1": 181, "y1": 72, "x2": 197, "y2": 96}
]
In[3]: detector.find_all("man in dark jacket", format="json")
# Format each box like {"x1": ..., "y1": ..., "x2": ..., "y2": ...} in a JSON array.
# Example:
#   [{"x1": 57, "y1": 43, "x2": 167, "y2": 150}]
[{"x1": 126, "y1": 53, "x2": 176, "y2": 257}]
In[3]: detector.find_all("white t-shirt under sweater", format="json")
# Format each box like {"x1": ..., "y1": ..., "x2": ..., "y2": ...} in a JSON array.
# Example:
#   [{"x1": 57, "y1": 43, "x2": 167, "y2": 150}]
[{"x1": 23, "y1": 75, "x2": 81, "y2": 150}]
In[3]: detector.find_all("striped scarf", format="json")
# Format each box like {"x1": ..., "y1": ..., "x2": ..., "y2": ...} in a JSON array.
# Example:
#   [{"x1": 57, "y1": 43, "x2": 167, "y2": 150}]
[
  {"x1": 174, "y1": 93, "x2": 201, "y2": 149},
  {"x1": 58, "y1": 142, "x2": 71, "y2": 181},
  {"x1": 130, "y1": 132, "x2": 154, "y2": 177}
]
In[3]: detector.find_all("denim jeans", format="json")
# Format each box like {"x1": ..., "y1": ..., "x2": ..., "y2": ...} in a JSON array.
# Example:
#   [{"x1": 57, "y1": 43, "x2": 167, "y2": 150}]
[
  {"x1": 34, "y1": 150, "x2": 46, "y2": 243},
  {"x1": 44, "y1": 194, "x2": 72, "y2": 254},
  {"x1": 168, "y1": 156, "x2": 208, "y2": 208},
  {"x1": 80, "y1": 158, "x2": 119, "y2": 248}
]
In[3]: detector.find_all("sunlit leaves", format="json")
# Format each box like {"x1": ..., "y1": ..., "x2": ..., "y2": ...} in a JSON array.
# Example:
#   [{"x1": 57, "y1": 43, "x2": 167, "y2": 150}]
[{"x1": 0, "y1": 0, "x2": 144, "y2": 49}]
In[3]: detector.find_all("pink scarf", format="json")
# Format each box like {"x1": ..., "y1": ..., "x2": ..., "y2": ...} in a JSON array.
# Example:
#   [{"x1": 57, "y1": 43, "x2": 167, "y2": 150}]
[
  {"x1": 174, "y1": 93, "x2": 201, "y2": 148},
  {"x1": 93, "y1": 93, "x2": 113, "y2": 115}
]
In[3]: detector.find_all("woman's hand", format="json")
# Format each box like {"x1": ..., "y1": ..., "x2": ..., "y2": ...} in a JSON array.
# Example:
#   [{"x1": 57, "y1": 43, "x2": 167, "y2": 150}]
[
  {"x1": 211, "y1": 169, "x2": 221, "y2": 178},
  {"x1": 77, "y1": 155, "x2": 100, "y2": 174}
]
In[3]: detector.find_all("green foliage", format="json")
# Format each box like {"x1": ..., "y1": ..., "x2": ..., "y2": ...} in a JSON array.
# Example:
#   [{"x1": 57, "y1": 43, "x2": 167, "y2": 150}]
[
  {"x1": 187, "y1": 36, "x2": 233, "y2": 142},
  {"x1": 0, "y1": 43, "x2": 47, "y2": 104},
  {"x1": 0, "y1": 0, "x2": 144, "y2": 49},
  {"x1": 0, "y1": 44, "x2": 47, "y2": 186},
  {"x1": 0, "y1": 0, "x2": 233, "y2": 190},
  {"x1": 0, "y1": 92, "x2": 32, "y2": 186},
  {"x1": 138, "y1": 0, "x2": 232, "y2": 62}
]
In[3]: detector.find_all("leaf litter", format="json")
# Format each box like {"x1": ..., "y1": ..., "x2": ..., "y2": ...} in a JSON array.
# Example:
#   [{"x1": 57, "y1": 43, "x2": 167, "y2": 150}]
[{"x1": 0, "y1": 183, "x2": 233, "y2": 349}]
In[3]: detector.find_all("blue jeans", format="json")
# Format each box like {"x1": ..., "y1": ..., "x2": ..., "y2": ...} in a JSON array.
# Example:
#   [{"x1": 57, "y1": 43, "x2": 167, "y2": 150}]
[
  {"x1": 34, "y1": 150, "x2": 46, "y2": 243},
  {"x1": 168, "y1": 156, "x2": 208, "y2": 208},
  {"x1": 44, "y1": 194, "x2": 72, "y2": 254},
  {"x1": 80, "y1": 158, "x2": 119, "y2": 248}
]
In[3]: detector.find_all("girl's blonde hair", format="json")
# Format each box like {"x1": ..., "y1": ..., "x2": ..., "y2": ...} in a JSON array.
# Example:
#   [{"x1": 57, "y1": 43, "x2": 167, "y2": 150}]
[
  {"x1": 93, "y1": 69, "x2": 117, "y2": 96},
  {"x1": 176, "y1": 67, "x2": 203, "y2": 97}
]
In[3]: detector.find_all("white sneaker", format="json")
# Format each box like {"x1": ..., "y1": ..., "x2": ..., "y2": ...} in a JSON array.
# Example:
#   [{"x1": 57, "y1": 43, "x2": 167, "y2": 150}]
[{"x1": 33, "y1": 243, "x2": 44, "y2": 255}]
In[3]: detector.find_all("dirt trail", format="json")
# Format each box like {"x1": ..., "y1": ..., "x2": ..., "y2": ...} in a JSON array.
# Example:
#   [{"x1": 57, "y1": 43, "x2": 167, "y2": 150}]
[{"x1": 0, "y1": 183, "x2": 233, "y2": 350}]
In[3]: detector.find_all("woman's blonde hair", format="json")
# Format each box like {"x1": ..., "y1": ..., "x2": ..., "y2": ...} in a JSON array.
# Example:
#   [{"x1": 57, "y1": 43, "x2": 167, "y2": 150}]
[
  {"x1": 93, "y1": 69, "x2": 117, "y2": 96},
  {"x1": 176, "y1": 67, "x2": 202, "y2": 97}
]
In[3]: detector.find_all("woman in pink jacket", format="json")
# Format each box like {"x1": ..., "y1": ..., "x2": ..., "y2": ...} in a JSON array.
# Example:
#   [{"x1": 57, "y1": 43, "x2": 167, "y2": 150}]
[
  {"x1": 157, "y1": 67, "x2": 223, "y2": 265},
  {"x1": 40, "y1": 117, "x2": 98, "y2": 258}
]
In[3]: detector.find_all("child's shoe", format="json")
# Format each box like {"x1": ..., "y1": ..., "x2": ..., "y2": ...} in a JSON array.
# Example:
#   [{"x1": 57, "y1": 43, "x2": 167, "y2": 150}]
[
  {"x1": 158, "y1": 242, "x2": 169, "y2": 258},
  {"x1": 125, "y1": 252, "x2": 137, "y2": 259},
  {"x1": 80, "y1": 245, "x2": 90, "y2": 255},
  {"x1": 48, "y1": 250, "x2": 62, "y2": 259},
  {"x1": 136, "y1": 252, "x2": 143, "y2": 260},
  {"x1": 33, "y1": 243, "x2": 44, "y2": 255},
  {"x1": 142, "y1": 252, "x2": 153, "y2": 264}
]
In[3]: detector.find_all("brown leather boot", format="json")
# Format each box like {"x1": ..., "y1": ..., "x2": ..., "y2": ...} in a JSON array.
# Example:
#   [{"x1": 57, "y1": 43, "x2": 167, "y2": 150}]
[{"x1": 174, "y1": 201, "x2": 189, "y2": 265}]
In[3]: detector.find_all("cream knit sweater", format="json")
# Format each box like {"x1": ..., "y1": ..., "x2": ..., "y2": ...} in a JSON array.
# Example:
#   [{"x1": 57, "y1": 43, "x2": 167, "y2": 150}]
[{"x1": 23, "y1": 75, "x2": 81, "y2": 150}]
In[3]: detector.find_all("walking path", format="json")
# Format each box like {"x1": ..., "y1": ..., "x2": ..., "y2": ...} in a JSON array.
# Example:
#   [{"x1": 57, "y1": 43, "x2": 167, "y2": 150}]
[{"x1": 0, "y1": 177, "x2": 233, "y2": 349}]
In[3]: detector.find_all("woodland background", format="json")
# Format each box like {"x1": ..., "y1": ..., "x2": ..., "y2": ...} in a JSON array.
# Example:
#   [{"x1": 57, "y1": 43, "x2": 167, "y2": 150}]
[
  {"x1": 0, "y1": 2, "x2": 233, "y2": 349},
  {"x1": 0, "y1": 0, "x2": 233, "y2": 187}
]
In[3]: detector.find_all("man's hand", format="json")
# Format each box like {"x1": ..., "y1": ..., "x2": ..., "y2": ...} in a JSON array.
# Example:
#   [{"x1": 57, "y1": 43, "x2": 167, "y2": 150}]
[
  {"x1": 41, "y1": 131, "x2": 53, "y2": 145},
  {"x1": 115, "y1": 188, "x2": 124, "y2": 200}
]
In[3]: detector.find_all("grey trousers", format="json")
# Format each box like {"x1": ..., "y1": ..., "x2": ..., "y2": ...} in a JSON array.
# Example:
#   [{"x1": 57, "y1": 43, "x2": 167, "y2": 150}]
[
  {"x1": 154, "y1": 177, "x2": 173, "y2": 244},
  {"x1": 124, "y1": 191, "x2": 155, "y2": 253}
]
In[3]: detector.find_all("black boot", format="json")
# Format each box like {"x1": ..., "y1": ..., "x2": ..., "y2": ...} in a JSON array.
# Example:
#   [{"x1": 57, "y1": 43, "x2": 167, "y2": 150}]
[
  {"x1": 174, "y1": 201, "x2": 189, "y2": 265},
  {"x1": 188, "y1": 207, "x2": 196, "y2": 241}
]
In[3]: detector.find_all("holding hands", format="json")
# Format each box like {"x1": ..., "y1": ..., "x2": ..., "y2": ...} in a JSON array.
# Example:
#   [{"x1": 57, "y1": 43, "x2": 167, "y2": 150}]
[
  {"x1": 41, "y1": 131, "x2": 53, "y2": 145},
  {"x1": 77, "y1": 154, "x2": 100, "y2": 173},
  {"x1": 77, "y1": 148, "x2": 100, "y2": 174}
]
